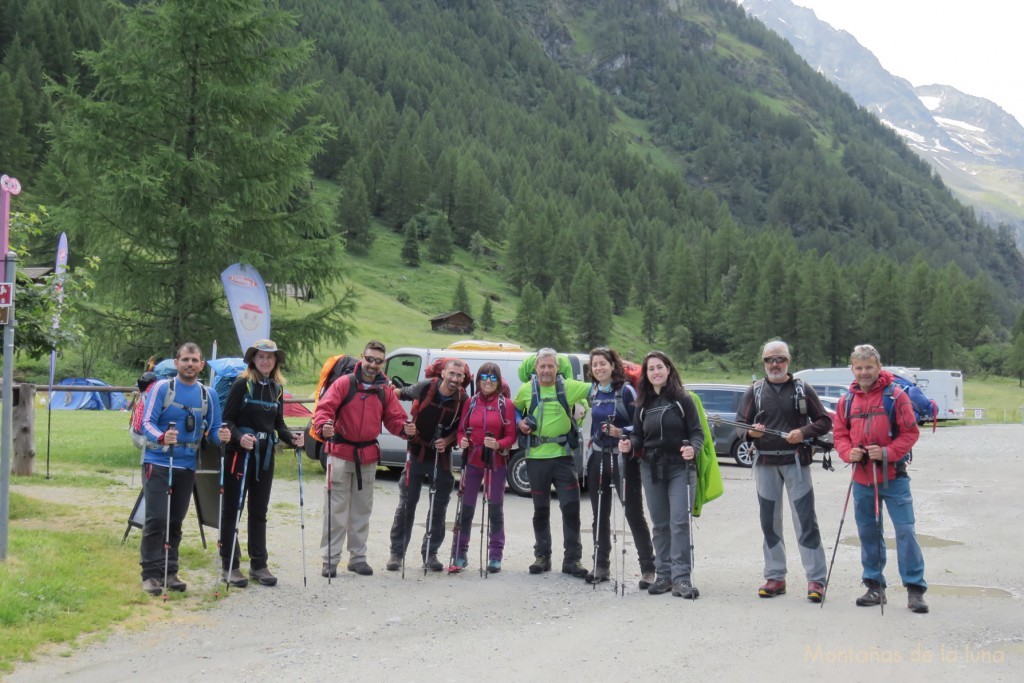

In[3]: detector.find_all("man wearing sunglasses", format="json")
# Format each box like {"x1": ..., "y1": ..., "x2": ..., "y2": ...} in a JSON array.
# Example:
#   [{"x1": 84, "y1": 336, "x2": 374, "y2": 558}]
[
  {"x1": 735, "y1": 340, "x2": 832, "y2": 603},
  {"x1": 314, "y1": 340, "x2": 409, "y2": 579}
]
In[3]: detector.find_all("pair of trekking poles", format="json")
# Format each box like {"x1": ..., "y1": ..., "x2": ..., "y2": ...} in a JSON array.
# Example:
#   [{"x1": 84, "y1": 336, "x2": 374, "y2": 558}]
[
  {"x1": 399, "y1": 424, "x2": 444, "y2": 579},
  {"x1": 822, "y1": 455, "x2": 885, "y2": 615},
  {"x1": 591, "y1": 422, "x2": 629, "y2": 595},
  {"x1": 447, "y1": 429, "x2": 496, "y2": 577}
]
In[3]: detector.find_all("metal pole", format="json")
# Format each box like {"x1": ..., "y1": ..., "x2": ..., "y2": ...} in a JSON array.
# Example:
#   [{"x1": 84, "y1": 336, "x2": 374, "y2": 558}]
[{"x1": 1, "y1": 250, "x2": 18, "y2": 560}]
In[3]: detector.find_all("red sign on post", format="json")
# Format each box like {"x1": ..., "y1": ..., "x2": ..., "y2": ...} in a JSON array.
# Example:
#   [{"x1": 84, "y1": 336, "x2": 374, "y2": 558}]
[{"x1": 0, "y1": 282, "x2": 12, "y2": 306}]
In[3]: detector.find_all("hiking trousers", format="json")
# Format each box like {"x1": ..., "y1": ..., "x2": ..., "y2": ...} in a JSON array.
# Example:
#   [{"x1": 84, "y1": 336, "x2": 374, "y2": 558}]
[
  {"x1": 641, "y1": 459, "x2": 695, "y2": 585},
  {"x1": 754, "y1": 461, "x2": 827, "y2": 583},
  {"x1": 320, "y1": 457, "x2": 377, "y2": 565},
  {"x1": 527, "y1": 456, "x2": 583, "y2": 562},
  {"x1": 388, "y1": 454, "x2": 455, "y2": 557},
  {"x1": 451, "y1": 462, "x2": 507, "y2": 562},
  {"x1": 588, "y1": 449, "x2": 654, "y2": 572},
  {"x1": 853, "y1": 476, "x2": 926, "y2": 590},
  {"x1": 220, "y1": 450, "x2": 275, "y2": 571},
  {"x1": 140, "y1": 464, "x2": 195, "y2": 580}
]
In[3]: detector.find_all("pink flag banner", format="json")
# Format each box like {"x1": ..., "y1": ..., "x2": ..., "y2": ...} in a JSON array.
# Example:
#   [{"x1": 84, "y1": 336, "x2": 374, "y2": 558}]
[{"x1": 220, "y1": 263, "x2": 270, "y2": 352}]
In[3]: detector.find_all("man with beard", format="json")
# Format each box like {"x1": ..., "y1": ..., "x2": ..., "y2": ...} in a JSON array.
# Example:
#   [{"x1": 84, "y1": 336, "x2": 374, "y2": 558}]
[
  {"x1": 736, "y1": 340, "x2": 832, "y2": 603},
  {"x1": 386, "y1": 359, "x2": 469, "y2": 572}
]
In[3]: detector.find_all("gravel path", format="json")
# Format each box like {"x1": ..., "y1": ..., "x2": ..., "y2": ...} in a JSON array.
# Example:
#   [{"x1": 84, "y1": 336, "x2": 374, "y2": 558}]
[{"x1": 8, "y1": 424, "x2": 1024, "y2": 681}]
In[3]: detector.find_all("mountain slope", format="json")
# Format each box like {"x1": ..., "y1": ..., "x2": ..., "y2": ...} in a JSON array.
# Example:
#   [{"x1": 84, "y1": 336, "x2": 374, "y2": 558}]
[{"x1": 740, "y1": 0, "x2": 1024, "y2": 241}]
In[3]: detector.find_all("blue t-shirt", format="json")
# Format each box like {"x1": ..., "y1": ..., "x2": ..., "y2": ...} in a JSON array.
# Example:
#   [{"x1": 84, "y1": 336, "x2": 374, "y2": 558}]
[
  {"x1": 589, "y1": 383, "x2": 636, "y2": 450},
  {"x1": 142, "y1": 379, "x2": 223, "y2": 470}
]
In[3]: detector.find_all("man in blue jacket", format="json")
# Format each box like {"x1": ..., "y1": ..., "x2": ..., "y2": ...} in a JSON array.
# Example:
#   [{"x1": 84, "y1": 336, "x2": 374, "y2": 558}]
[{"x1": 140, "y1": 342, "x2": 230, "y2": 596}]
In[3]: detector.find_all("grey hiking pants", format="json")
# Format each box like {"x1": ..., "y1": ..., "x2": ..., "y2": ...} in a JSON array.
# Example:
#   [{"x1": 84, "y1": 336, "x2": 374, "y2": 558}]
[{"x1": 754, "y1": 462, "x2": 826, "y2": 583}]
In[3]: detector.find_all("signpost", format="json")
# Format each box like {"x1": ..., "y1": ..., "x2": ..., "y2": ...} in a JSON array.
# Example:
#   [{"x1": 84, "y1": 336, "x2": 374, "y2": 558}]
[{"x1": 1, "y1": 173, "x2": 21, "y2": 560}]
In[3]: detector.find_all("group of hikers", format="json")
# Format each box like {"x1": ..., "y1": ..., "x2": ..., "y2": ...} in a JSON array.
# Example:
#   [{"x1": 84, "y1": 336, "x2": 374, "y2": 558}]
[{"x1": 138, "y1": 337, "x2": 929, "y2": 615}]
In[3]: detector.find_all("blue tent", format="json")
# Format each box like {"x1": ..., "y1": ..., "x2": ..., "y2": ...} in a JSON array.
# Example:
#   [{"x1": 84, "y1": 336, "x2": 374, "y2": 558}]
[{"x1": 51, "y1": 378, "x2": 129, "y2": 411}]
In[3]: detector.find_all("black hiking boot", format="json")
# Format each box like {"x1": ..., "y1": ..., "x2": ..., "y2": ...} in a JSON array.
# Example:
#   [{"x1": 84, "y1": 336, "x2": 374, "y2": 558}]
[
  {"x1": 647, "y1": 577, "x2": 672, "y2": 595},
  {"x1": 672, "y1": 580, "x2": 700, "y2": 599},
  {"x1": 585, "y1": 565, "x2": 611, "y2": 584},
  {"x1": 529, "y1": 556, "x2": 552, "y2": 574},
  {"x1": 907, "y1": 585, "x2": 929, "y2": 613},
  {"x1": 386, "y1": 554, "x2": 402, "y2": 571},
  {"x1": 561, "y1": 560, "x2": 589, "y2": 579},
  {"x1": 856, "y1": 580, "x2": 887, "y2": 606}
]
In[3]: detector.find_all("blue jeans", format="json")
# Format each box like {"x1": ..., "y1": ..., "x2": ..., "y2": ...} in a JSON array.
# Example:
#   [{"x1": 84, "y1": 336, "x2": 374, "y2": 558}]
[{"x1": 852, "y1": 476, "x2": 926, "y2": 590}]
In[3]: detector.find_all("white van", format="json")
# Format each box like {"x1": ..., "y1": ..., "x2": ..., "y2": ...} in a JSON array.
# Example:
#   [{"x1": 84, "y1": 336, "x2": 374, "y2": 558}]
[
  {"x1": 381, "y1": 341, "x2": 593, "y2": 496},
  {"x1": 913, "y1": 370, "x2": 965, "y2": 420},
  {"x1": 793, "y1": 366, "x2": 917, "y2": 388}
]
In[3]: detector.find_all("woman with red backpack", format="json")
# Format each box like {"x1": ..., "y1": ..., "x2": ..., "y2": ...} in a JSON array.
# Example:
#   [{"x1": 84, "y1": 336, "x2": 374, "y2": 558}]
[{"x1": 450, "y1": 362, "x2": 518, "y2": 573}]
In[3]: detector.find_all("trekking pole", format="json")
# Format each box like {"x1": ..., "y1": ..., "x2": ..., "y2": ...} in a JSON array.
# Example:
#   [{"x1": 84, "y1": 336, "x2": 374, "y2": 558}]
[
  {"x1": 821, "y1": 465, "x2": 856, "y2": 609},
  {"x1": 226, "y1": 446, "x2": 251, "y2": 594},
  {"x1": 212, "y1": 423, "x2": 227, "y2": 599},
  {"x1": 591, "y1": 429, "x2": 606, "y2": 590},
  {"x1": 295, "y1": 436, "x2": 307, "y2": 588},
  {"x1": 401, "y1": 439, "x2": 411, "y2": 580},
  {"x1": 448, "y1": 429, "x2": 470, "y2": 573},
  {"x1": 683, "y1": 440, "x2": 696, "y2": 589},
  {"x1": 480, "y1": 432, "x2": 494, "y2": 579},
  {"x1": 424, "y1": 424, "x2": 443, "y2": 575},
  {"x1": 162, "y1": 422, "x2": 177, "y2": 603},
  {"x1": 612, "y1": 444, "x2": 626, "y2": 597},
  {"x1": 326, "y1": 457, "x2": 333, "y2": 586},
  {"x1": 871, "y1": 455, "x2": 885, "y2": 616}
]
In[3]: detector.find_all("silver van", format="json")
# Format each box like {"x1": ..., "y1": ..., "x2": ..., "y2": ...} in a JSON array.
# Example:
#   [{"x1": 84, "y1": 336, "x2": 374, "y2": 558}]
[{"x1": 381, "y1": 341, "x2": 592, "y2": 496}]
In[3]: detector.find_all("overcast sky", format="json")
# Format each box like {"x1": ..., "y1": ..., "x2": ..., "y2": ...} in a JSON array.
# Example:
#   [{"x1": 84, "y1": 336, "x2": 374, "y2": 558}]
[{"x1": 787, "y1": 0, "x2": 1023, "y2": 126}]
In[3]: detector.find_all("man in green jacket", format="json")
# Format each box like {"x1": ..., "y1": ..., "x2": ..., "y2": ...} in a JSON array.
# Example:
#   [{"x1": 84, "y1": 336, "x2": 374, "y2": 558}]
[{"x1": 514, "y1": 348, "x2": 591, "y2": 578}]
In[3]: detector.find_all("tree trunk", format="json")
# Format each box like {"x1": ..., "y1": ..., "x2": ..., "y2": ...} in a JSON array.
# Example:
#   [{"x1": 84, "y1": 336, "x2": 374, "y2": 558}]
[{"x1": 12, "y1": 383, "x2": 35, "y2": 476}]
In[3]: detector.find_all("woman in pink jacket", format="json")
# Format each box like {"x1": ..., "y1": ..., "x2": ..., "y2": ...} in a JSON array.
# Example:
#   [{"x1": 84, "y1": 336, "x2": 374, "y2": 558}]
[{"x1": 449, "y1": 362, "x2": 518, "y2": 573}]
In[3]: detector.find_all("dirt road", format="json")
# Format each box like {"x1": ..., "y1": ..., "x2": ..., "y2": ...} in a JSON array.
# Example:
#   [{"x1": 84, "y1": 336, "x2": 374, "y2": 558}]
[{"x1": 8, "y1": 424, "x2": 1023, "y2": 682}]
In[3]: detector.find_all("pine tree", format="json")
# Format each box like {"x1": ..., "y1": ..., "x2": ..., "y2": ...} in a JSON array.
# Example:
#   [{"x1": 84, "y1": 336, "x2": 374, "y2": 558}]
[
  {"x1": 480, "y1": 297, "x2": 495, "y2": 332},
  {"x1": 642, "y1": 296, "x2": 660, "y2": 343},
  {"x1": 44, "y1": 0, "x2": 350, "y2": 357},
  {"x1": 338, "y1": 162, "x2": 373, "y2": 255},
  {"x1": 534, "y1": 292, "x2": 569, "y2": 351},
  {"x1": 514, "y1": 282, "x2": 543, "y2": 344},
  {"x1": 401, "y1": 223, "x2": 420, "y2": 267},
  {"x1": 452, "y1": 275, "x2": 472, "y2": 317},
  {"x1": 427, "y1": 214, "x2": 454, "y2": 264},
  {"x1": 569, "y1": 261, "x2": 612, "y2": 349}
]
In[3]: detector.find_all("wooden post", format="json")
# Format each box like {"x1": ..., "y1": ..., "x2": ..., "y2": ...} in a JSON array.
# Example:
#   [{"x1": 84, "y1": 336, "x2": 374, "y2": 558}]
[{"x1": 12, "y1": 383, "x2": 35, "y2": 476}]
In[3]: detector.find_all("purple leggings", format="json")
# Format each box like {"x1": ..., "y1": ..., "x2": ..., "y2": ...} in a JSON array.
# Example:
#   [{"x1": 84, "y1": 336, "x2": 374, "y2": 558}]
[{"x1": 451, "y1": 463, "x2": 506, "y2": 561}]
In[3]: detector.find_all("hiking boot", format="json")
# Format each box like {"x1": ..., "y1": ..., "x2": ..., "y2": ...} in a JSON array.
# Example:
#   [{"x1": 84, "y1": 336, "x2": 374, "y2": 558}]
[
  {"x1": 907, "y1": 585, "x2": 929, "y2": 614},
  {"x1": 321, "y1": 563, "x2": 337, "y2": 579},
  {"x1": 672, "y1": 580, "x2": 700, "y2": 599},
  {"x1": 639, "y1": 571, "x2": 656, "y2": 590},
  {"x1": 385, "y1": 554, "x2": 403, "y2": 572},
  {"x1": 856, "y1": 580, "x2": 887, "y2": 606},
  {"x1": 562, "y1": 560, "x2": 589, "y2": 579},
  {"x1": 347, "y1": 561, "x2": 373, "y2": 576},
  {"x1": 528, "y1": 556, "x2": 552, "y2": 574},
  {"x1": 647, "y1": 577, "x2": 672, "y2": 595},
  {"x1": 585, "y1": 566, "x2": 610, "y2": 584},
  {"x1": 426, "y1": 554, "x2": 444, "y2": 572},
  {"x1": 759, "y1": 579, "x2": 787, "y2": 598},
  {"x1": 166, "y1": 573, "x2": 187, "y2": 592},
  {"x1": 807, "y1": 581, "x2": 825, "y2": 603},
  {"x1": 250, "y1": 567, "x2": 277, "y2": 586},
  {"x1": 224, "y1": 568, "x2": 249, "y2": 588},
  {"x1": 448, "y1": 556, "x2": 468, "y2": 573},
  {"x1": 141, "y1": 578, "x2": 162, "y2": 596},
  {"x1": 487, "y1": 559, "x2": 502, "y2": 574}
]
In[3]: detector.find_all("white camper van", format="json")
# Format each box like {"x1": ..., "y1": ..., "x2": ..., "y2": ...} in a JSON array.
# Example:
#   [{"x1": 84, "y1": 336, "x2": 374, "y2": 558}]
[
  {"x1": 381, "y1": 341, "x2": 593, "y2": 496},
  {"x1": 913, "y1": 370, "x2": 965, "y2": 420},
  {"x1": 793, "y1": 366, "x2": 917, "y2": 389}
]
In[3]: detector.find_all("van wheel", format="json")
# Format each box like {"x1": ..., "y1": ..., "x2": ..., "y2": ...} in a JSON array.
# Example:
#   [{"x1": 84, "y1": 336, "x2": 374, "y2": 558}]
[
  {"x1": 507, "y1": 452, "x2": 530, "y2": 497},
  {"x1": 732, "y1": 440, "x2": 755, "y2": 468}
]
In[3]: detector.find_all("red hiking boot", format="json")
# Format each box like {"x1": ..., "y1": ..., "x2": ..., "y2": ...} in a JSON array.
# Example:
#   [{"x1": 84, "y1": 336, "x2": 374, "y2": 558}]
[
  {"x1": 807, "y1": 581, "x2": 825, "y2": 603},
  {"x1": 759, "y1": 579, "x2": 787, "y2": 598}
]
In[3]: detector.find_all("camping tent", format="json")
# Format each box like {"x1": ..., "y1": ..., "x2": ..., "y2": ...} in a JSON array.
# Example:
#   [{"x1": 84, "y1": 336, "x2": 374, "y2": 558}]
[{"x1": 51, "y1": 378, "x2": 129, "y2": 410}]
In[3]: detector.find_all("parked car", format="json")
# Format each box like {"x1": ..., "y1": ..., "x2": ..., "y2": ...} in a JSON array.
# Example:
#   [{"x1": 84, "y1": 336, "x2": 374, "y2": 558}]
[
  {"x1": 687, "y1": 382, "x2": 836, "y2": 467},
  {"x1": 687, "y1": 383, "x2": 754, "y2": 467}
]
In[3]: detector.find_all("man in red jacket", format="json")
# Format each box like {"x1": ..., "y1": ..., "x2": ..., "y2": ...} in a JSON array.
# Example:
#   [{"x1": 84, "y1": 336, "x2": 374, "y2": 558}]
[
  {"x1": 313, "y1": 340, "x2": 408, "y2": 579},
  {"x1": 832, "y1": 344, "x2": 928, "y2": 613}
]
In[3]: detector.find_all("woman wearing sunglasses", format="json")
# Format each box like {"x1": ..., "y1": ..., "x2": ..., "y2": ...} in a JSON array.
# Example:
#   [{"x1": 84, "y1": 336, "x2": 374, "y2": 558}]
[
  {"x1": 451, "y1": 362, "x2": 518, "y2": 573},
  {"x1": 220, "y1": 339, "x2": 303, "y2": 588}
]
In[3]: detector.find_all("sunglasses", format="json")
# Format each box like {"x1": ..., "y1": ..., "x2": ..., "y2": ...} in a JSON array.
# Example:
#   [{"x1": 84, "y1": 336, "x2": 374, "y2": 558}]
[
  {"x1": 363, "y1": 356, "x2": 385, "y2": 366},
  {"x1": 479, "y1": 373, "x2": 498, "y2": 382},
  {"x1": 763, "y1": 356, "x2": 788, "y2": 365}
]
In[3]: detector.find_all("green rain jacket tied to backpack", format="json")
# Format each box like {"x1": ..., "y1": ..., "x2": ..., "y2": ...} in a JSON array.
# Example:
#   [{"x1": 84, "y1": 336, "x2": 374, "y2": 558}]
[{"x1": 690, "y1": 391, "x2": 724, "y2": 516}]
